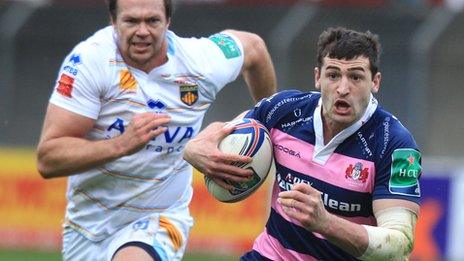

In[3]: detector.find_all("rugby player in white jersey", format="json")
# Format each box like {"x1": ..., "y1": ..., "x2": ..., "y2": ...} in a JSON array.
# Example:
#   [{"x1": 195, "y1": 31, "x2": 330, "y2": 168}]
[
  {"x1": 36, "y1": 0, "x2": 276, "y2": 260},
  {"x1": 184, "y1": 27, "x2": 421, "y2": 260}
]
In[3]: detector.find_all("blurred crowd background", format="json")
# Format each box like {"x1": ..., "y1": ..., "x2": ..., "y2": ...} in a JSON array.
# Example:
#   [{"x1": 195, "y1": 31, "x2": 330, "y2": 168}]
[{"x1": 1, "y1": 0, "x2": 463, "y2": 260}]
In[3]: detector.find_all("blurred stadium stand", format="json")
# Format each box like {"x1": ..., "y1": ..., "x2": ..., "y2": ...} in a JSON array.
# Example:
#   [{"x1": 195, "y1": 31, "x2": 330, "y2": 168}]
[{"x1": 1, "y1": 0, "x2": 463, "y2": 259}]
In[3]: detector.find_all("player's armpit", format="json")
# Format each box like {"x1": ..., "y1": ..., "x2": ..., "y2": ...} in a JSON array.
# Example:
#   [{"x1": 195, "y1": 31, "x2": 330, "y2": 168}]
[{"x1": 359, "y1": 207, "x2": 417, "y2": 261}]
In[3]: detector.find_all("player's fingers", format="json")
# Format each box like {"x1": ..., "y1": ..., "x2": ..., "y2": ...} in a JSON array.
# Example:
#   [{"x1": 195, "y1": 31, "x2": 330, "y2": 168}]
[
  {"x1": 277, "y1": 196, "x2": 294, "y2": 208},
  {"x1": 207, "y1": 169, "x2": 251, "y2": 183},
  {"x1": 141, "y1": 117, "x2": 171, "y2": 138},
  {"x1": 292, "y1": 183, "x2": 319, "y2": 195},
  {"x1": 149, "y1": 126, "x2": 168, "y2": 138},
  {"x1": 211, "y1": 177, "x2": 235, "y2": 190},
  {"x1": 220, "y1": 153, "x2": 253, "y2": 165},
  {"x1": 218, "y1": 162, "x2": 253, "y2": 177}
]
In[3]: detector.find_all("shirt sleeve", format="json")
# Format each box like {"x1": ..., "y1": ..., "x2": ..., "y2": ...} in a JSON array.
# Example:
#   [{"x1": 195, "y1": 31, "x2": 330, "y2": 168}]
[
  {"x1": 244, "y1": 90, "x2": 305, "y2": 130},
  {"x1": 49, "y1": 42, "x2": 103, "y2": 119},
  {"x1": 178, "y1": 31, "x2": 244, "y2": 102},
  {"x1": 373, "y1": 119, "x2": 422, "y2": 204}
]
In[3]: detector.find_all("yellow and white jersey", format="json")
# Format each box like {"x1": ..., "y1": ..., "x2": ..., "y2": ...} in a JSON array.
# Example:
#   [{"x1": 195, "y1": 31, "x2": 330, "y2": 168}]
[{"x1": 49, "y1": 26, "x2": 244, "y2": 241}]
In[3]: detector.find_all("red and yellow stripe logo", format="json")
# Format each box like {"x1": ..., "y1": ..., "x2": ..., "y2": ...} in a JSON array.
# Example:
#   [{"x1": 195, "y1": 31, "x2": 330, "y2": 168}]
[
  {"x1": 119, "y1": 69, "x2": 137, "y2": 92},
  {"x1": 159, "y1": 216, "x2": 183, "y2": 252}
]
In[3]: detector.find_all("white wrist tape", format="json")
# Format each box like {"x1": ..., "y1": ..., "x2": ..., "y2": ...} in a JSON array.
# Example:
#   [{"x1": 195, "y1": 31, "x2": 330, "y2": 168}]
[{"x1": 359, "y1": 207, "x2": 417, "y2": 261}]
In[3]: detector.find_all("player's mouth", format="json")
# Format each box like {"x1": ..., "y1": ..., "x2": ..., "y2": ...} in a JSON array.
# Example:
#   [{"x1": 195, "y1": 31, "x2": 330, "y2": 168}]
[
  {"x1": 132, "y1": 42, "x2": 151, "y2": 52},
  {"x1": 333, "y1": 99, "x2": 351, "y2": 115}
]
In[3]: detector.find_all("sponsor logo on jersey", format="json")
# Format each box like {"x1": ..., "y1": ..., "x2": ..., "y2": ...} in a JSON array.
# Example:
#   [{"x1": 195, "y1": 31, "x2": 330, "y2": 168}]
[
  {"x1": 265, "y1": 93, "x2": 313, "y2": 123},
  {"x1": 119, "y1": 69, "x2": 137, "y2": 92},
  {"x1": 380, "y1": 117, "x2": 391, "y2": 158},
  {"x1": 62, "y1": 53, "x2": 82, "y2": 76},
  {"x1": 56, "y1": 73, "x2": 74, "y2": 98},
  {"x1": 208, "y1": 33, "x2": 241, "y2": 59},
  {"x1": 107, "y1": 118, "x2": 195, "y2": 155},
  {"x1": 389, "y1": 148, "x2": 421, "y2": 197},
  {"x1": 274, "y1": 143, "x2": 301, "y2": 158},
  {"x1": 277, "y1": 172, "x2": 312, "y2": 191},
  {"x1": 147, "y1": 99, "x2": 167, "y2": 113},
  {"x1": 345, "y1": 162, "x2": 369, "y2": 183},
  {"x1": 321, "y1": 192, "x2": 362, "y2": 212},
  {"x1": 179, "y1": 84, "x2": 198, "y2": 106},
  {"x1": 277, "y1": 172, "x2": 362, "y2": 212},
  {"x1": 133, "y1": 219, "x2": 149, "y2": 230},
  {"x1": 357, "y1": 132, "x2": 373, "y2": 157},
  {"x1": 68, "y1": 54, "x2": 82, "y2": 66},
  {"x1": 281, "y1": 116, "x2": 312, "y2": 129}
]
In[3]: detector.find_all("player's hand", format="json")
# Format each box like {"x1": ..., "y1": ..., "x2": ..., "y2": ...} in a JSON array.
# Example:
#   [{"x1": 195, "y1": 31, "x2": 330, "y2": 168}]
[
  {"x1": 183, "y1": 121, "x2": 253, "y2": 187},
  {"x1": 115, "y1": 112, "x2": 171, "y2": 156},
  {"x1": 277, "y1": 183, "x2": 330, "y2": 233}
]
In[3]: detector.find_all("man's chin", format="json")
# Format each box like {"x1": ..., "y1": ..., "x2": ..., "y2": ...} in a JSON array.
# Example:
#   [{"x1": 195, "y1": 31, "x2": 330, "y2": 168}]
[{"x1": 128, "y1": 55, "x2": 152, "y2": 66}]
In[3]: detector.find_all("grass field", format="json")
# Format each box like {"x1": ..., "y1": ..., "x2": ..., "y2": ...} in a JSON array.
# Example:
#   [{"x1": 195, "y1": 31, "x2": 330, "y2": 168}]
[{"x1": 0, "y1": 249, "x2": 237, "y2": 261}]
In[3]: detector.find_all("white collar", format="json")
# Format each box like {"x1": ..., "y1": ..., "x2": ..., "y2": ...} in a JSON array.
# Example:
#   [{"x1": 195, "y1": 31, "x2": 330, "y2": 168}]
[{"x1": 312, "y1": 94, "x2": 378, "y2": 165}]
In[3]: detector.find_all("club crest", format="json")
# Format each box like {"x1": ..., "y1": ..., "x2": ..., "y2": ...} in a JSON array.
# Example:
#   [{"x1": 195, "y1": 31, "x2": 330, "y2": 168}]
[
  {"x1": 345, "y1": 162, "x2": 369, "y2": 183},
  {"x1": 179, "y1": 83, "x2": 199, "y2": 106}
]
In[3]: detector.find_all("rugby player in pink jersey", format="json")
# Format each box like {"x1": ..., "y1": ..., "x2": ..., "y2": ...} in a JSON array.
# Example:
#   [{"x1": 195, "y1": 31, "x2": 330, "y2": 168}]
[{"x1": 184, "y1": 27, "x2": 421, "y2": 260}]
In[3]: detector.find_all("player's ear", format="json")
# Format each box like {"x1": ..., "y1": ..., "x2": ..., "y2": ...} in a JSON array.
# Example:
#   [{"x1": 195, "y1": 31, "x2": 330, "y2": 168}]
[
  {"x1": 371, "y1": 72, "x2": 381, "y2": 93},
  {"x1": 314, "y1": 67, "x2": 321, "y2": 90}
]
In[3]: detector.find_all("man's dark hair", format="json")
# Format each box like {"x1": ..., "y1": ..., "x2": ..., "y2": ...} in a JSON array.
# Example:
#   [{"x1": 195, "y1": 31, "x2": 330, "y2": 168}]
[
  {"x1": 108, "y1": 0, "x2": 172, "y2": 21},
  {"x1": 316, "y1": 27, "x2": 382, "y2": 78}
]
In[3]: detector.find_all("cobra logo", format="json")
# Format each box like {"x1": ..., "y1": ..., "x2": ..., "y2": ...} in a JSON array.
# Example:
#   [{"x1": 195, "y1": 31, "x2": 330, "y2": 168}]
[{"x1": 273, "y1": 144, "x2": 301, "y2": 158}]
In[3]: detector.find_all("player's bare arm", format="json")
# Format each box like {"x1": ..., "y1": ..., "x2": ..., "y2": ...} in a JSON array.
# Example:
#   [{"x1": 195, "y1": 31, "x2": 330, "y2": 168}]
[
  {"x1": 183, "y1": 121, "x2": 253, "y2": 188},
  {"x1": 37, "y1": 104, "x2": 170, "y2": 178},
  {"x1": 278, "y1": 183, "x2": 419, "y2": 259},
  {"x1": 225, "y1": 30, "x2": 277, "y2": 101}
]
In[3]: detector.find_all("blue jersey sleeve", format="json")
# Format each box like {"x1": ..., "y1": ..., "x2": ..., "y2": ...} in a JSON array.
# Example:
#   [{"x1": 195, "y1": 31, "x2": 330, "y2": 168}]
[{"x1": 373, "y1": 117, "x2": 422, "y2": 204}]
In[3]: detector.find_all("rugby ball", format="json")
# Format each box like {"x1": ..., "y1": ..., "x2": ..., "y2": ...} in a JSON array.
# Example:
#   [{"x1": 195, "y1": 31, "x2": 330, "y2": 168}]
[{"x1": 205, "y1": 118, "x2": 274, "y2": 203}]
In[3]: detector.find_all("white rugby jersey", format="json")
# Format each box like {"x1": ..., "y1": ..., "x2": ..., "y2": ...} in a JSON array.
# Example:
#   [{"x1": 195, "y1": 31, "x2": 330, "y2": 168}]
[{"x1": 49, "y1": 26, "x2": 244, "y2": 241}]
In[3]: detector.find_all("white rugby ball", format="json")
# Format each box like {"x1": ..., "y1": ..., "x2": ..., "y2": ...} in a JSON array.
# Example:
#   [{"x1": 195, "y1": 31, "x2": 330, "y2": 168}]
[{"x1": 205, "y1": 118, "x2": 274, "y2": 203}]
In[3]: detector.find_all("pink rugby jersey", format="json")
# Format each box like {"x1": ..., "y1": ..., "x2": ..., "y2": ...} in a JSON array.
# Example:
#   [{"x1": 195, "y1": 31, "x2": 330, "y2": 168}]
[{"x1": 242, "y1": 90, "x2": 422, "y2": 261}]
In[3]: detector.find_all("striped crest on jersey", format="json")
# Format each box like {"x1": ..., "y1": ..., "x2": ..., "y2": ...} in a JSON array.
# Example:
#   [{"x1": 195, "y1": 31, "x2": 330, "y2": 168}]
[
  {"x1": 179, "y1": 83, "x2": 198, "y2": 106},
  {"x1": 119, "y1": 69, "x2": 137, "y2": 92}
]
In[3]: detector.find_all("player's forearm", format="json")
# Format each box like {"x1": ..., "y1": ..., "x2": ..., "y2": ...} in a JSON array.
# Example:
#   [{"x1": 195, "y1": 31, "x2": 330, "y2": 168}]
[
  {"x1": 319, "y1": 213, "x2": 369, "y2": 257},
  {"x1": 242, "y1": 39, "x2": 277, "y2": 101},
  {"x1": 37, "y1": 136, "x2": 124, "y2": 179}
]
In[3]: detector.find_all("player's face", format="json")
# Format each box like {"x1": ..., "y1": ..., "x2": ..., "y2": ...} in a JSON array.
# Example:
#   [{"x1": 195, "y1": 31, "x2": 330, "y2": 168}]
[
  {"x1": 112, "y1": 0, "x2": 170, "y2": 71},
  {"x1": 315, "y1": 56, "x2": 381, "y2": 132}
]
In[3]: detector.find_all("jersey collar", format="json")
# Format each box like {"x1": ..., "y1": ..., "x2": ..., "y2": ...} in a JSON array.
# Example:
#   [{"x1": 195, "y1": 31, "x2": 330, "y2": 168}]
[{"x1": 312, "y1": 94, "x2": 378, "y2": 165}]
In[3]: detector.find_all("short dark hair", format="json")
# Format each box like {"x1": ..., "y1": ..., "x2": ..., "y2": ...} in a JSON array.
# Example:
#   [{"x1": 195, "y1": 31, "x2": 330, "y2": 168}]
[
  {"x1": 316, "y1": 27, "x2": 382, "y2": 78},
  {"x1": 108, "y1": 0, "x2": 172, "y2": 21}
]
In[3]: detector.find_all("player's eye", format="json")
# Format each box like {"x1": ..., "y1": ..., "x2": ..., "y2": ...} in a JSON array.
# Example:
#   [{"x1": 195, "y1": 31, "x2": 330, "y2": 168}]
[
  {"x1": 326, "y1": 72, "x2": 339, "y2": 80},
  {"x1": 147, "y1": 18, "x2": 159, "y2": 24},
  {"x1": 124, "y1": 18, "x2": 138, "y2": 25},
  {"x1": 350, "y1": 74, "x2": 363, "y2": 82}
]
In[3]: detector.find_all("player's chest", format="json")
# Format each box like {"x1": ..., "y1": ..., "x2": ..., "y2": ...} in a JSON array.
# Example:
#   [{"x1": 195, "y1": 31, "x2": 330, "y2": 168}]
[{"x1": 271, "y1": 128, "x2": 376, "y2": 193}]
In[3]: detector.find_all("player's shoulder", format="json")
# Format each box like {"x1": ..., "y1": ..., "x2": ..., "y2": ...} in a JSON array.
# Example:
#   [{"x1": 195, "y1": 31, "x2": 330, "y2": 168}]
[
  {"x1": 368, "y1": 106, "x2": 419, "y2": 157},
  {"x1": 71, "y1": 26, "x2": 116, "y2": 63},
  {"x1": 248, "y1": 89, "x2": 319, "y2": 124},
  {"x1": 167, "y1": 30, "x2": 242, "y2": 60},
  {"x1": 256, "y1": 89, "x2": 319, "y2": 109},
  {"x1": 373, "y1": 107, "x2": 414, "y2": 138}
]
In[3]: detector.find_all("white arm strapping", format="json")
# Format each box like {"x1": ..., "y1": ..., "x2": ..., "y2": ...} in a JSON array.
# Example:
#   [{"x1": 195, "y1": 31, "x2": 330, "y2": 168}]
[{"x1": 359, "y1": 207, "x2": 417, "y2": 261}]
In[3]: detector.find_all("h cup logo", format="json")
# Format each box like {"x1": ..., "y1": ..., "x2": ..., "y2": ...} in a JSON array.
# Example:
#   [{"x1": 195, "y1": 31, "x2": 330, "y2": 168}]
[{"x1": 389, "y1": 149, "x2": 421, "y2": 197}]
